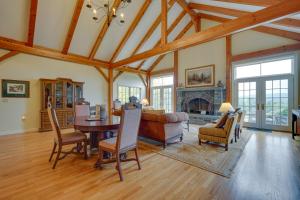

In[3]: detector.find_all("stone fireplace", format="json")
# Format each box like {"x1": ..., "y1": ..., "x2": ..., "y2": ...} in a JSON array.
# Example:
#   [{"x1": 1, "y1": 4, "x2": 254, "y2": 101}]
[{"x1": 176, "y1": 87, "x2": 225, "y2": 125}]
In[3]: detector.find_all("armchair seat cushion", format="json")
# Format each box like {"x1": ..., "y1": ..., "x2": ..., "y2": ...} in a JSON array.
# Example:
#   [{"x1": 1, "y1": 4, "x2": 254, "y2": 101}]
[{"x1": 199, "y1": 127, "x2": 227, "y2": 138}]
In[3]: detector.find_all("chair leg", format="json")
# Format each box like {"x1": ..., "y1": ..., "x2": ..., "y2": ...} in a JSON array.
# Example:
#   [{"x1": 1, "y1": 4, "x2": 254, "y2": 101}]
[
  {"x1": 225, "y1": 144, "x2": 228, "y2": 151},
  {"x1": 53, "y1": 145, "x2": 62, "y2": 169},
  {"x1": 116, "y1": 154, "x2": 124, "y2": 181},
  {"x1": 49, "y1": 142, "x2": 57, "y2": 162},
  {"x1": 83, "y1": 141, "x2": 88, "y2": 160},
  {"x1": 134, "y1": 148, "x2": 141, "y2": 170},
  {"x1": 96, "y1": 149, "x2": 104, "y2": 169},
  {"x1": 199, "y1": 139, "x2": 201, "y2": 145}
]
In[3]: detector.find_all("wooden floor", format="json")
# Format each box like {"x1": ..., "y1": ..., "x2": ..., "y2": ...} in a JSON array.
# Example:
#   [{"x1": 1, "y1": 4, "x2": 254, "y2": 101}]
[{"x1": 0, "y1": 129, "x2": 299, "y2": 200}]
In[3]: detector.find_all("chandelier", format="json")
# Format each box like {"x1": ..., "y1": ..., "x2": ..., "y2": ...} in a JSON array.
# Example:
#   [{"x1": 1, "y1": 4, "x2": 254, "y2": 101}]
[{"x1": 86, "y1": 0, "x2": 131, "y2": 26}]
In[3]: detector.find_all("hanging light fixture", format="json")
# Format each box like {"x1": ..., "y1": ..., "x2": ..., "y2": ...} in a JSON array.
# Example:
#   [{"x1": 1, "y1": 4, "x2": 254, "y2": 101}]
[{"x1": 86, "y1": 0, "x2": 131, "y2": 26}]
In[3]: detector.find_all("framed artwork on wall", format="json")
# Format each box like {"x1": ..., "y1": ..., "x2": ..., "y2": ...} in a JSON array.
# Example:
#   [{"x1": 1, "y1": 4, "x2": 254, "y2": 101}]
[
  {"x1": 185, "y1": 65, "x2": 215, "y2": 87},
  {"x1": 1, "y1": 79, "x2": 30, "y2": 98}
]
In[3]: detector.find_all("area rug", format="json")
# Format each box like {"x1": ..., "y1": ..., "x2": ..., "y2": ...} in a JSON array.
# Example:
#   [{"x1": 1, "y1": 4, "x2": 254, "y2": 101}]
[{"x1": 139, "y1": 125, "x2": 253, "y2": 178}]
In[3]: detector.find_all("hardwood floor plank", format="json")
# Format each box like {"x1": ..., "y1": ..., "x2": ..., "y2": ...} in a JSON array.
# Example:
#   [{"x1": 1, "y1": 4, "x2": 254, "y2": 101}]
[{"x1": 0, "y1": 129, "x2": 299, "y2": 199}]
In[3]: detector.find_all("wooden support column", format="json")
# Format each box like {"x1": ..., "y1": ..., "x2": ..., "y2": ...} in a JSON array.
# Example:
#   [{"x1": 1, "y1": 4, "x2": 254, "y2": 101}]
[
  {"x1": 161, "y1": 0, "x2": 168, "y2": 46},
  {"x1": 146, "y1": 72, "x2": 151, "y2": 104},
  {"x1": 108, "y1": 68, "x2": 113, "y2": 122},
  {"x1": 27, "y1": 0, "x2": 38, "y2": 46},
  {"x1": 226, "y1": 36, "x2": 232, "y2": 102},
  {"x1": 174, "y1": 50, "x2": 178, "y2": 111}
]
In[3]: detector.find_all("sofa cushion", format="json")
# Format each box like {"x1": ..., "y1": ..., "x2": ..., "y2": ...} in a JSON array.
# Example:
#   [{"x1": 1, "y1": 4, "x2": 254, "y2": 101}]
[
  {"x1": 165, "y1": 112, "x2": 189, "y2": 123},
  {"x1": 199, "y1": 127, "x2": 227, "y2": 138}
]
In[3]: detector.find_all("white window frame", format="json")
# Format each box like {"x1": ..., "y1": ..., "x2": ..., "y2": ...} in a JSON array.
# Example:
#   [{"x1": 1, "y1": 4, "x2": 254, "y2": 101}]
[{"x1": 232, "y1": 53, "x2": 298, "y2": 111}]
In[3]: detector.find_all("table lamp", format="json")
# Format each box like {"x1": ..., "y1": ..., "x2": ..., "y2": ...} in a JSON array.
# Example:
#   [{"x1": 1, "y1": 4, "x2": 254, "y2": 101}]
[
  {"x1": 141, "y1": 98, "x2": 149, "y2": 107},
  {"x1": 219, "y1": 102, "x2": 235, "y2": 114}
]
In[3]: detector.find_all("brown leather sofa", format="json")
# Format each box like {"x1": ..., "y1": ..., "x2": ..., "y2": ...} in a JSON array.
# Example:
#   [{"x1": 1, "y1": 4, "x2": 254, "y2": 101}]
[{"x1": 113, "y1": 110, "x2": 189, "y2": 148}]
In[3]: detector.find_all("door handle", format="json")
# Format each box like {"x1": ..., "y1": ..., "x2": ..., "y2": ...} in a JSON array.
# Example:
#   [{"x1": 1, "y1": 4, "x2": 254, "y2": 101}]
[
  {"x1": 257, "y1": 104, "x2": 260, "y2": 110},
  {"x1": 261, "y1": 104, "x2": 265, "y2": 111}
]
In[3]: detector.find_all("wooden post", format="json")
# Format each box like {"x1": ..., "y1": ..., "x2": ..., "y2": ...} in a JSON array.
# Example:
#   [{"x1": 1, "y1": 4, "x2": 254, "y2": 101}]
[
  {"x1": 226, "y1": 36, "x2": 232, "y2": 102},
  {"x1": 161, "y1": 0, "x2": 168, "y2": 46},
  {"x1": 146, "y1": 72, "x2": 151, "y2": 104},
  {"x1": 174, "y1": 50, "x2": 179, "y2": 112},
  {"x1": 108, "y1": 68, "x2": 113, "y2": 122}
]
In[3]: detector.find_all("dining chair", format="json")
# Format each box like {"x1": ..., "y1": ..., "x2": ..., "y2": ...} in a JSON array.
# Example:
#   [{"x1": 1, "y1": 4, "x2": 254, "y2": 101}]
[
  {"x1": 96, "y1": 103, "x2": 142, "y2": 181},
  {"x1": 75, "y1": 102, "x2": 90, "y2": 117},
  {"x1": 47, "y1": 103, "x2": 88, "y2": 169}
]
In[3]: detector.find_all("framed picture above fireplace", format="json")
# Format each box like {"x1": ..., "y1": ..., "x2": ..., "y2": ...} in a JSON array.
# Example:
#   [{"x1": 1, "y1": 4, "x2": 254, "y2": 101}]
[{"x1": 185, "y1": 65, "x2": 215, "y2": 88}]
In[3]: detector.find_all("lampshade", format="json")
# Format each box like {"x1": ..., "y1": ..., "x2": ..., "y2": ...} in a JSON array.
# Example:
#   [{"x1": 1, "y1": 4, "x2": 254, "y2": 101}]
[
  {"x1": 141, "y1": 98, "x2": 149, "y2": 106},
  {"x1": 219, "y1": 102, "x2": 234, "y2": 113}
]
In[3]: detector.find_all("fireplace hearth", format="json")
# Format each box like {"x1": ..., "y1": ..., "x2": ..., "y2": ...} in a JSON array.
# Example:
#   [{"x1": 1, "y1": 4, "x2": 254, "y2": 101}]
[{"x1": 176, "y1": 87, "x2": 225, "y2": 125}]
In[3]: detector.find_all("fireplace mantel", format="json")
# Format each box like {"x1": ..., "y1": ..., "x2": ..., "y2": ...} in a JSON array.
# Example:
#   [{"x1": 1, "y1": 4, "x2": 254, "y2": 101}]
[{"x1": 176, "y1": 86, "x2": 224, "y2": 92}]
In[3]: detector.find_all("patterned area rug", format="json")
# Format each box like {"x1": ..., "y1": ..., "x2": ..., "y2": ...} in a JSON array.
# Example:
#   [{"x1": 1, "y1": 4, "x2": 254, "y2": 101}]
[{"x1": 139, "y1": 125, "x2": 253, "y2": 178}]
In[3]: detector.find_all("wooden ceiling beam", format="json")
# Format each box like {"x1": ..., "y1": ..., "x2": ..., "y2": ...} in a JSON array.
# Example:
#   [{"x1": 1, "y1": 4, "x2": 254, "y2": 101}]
[
  {"x1": 175, "y1": 0, "x2": 200, "y2": 32},
  {"x1": 198, "y1": 13, "x2": 300, "y2": 41},
  {"x1": 111, "y1": 0, "x2": 300, "y2": 67},
  {"x1": 113, "y1": 71, "x2": 124, "y2": 82},
  {"x1": 116, "y1": 66, "x2": 148, "y2": 75},
  {"x1": 110, "y1": 0, "x2": 151, "y2": 62},
  {"x1": 89, "y1": 0, "x2": 122, "y2": 59},
  {"x1": 94, "y1": 66, "x2": 108, "y2": 82},
  {"x1": 148, "y1": 20, "x2": 193, "y2": 72},
  {"x1": 0, "y1": 38, "x2": 110, "y2": 68},
  {"x1": 27, "y1": 0, "x2": 38, "y2": 46},
  {"x1": 189, "y1": 3, "x2": 300, "y2": 28},
  {"x1": 161, "y1": 0, "x2": 168, "y2": 46},
  {"x1": 150, "y1": 68, "x2": 174, "y2": 75},
  {"x1": 130, "y1": 0, "x2": 176, "y2": 57},
  {"x1": 62, "y1": 0, "x2": 84, "y2": 54},
  {"x1": 137, "y1": 11, "x2": 186, "y2": 70},
  {"x1": 213, "y1": 0, "x2": 284, "y2": 7},
  {"x1": 0, "y1": 51, "x2": 18, "y2": 62},
  {"x1": 232, "y1": 43, "x2": 300, "y2": 62}
]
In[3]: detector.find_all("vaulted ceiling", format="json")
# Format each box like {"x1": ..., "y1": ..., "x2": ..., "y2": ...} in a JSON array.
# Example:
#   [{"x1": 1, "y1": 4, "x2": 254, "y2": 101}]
[{"x1": 0, "y1": 0, "x2": 299, "y2": 72}]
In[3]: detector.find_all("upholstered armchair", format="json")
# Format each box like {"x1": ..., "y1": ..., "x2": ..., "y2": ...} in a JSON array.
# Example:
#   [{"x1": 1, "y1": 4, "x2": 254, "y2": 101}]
[{"x1": 198, "y1": 114, "x2": 238, "y2": 151}]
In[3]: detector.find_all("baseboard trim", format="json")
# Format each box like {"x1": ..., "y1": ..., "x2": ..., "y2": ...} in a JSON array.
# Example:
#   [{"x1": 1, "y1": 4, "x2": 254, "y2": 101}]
[{"x1": 0, "y1": 128, "x2": 39, "y2": 136}]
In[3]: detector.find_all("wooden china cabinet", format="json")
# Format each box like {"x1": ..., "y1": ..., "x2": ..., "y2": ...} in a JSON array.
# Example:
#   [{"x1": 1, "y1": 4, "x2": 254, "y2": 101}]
[{"x1": 39, "y1": 78, "x2": 84, "y2": 132}]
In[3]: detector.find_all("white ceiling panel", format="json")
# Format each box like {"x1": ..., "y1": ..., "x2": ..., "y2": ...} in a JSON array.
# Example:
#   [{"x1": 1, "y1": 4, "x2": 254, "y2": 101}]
[
  {"x1": 190, "y1": 0, "x2": 262, "y2": 11},
  {"x1": 94, "y1": 0, "x2": 145, "y2": 61},
  {"x1": 0, "y1": 0, "x2": 30, "y2": 41},
  {"x1": 168, "y1": 15, "x2": 191, "y2": 41},
  {"x1": 35, "y1": 0, "x2": 76, "y2": 50},
  {"x1": 68, "y1": 0, "x2": 107, "y2": 56},
  {"x1": 115, "y1": 0, "x2": 161, "y2": 62}
]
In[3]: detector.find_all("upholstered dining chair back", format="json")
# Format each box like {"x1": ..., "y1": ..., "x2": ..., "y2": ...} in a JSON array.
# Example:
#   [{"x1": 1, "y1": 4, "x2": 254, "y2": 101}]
[
  {"x1": 75, "y1": 104, "x2": 90, "y2": 117},
  {"x1": 117, "y1": 103, "x2": 142, "y2": 151},
  {"x1": 47, "y1": 103, "x2": 62, "y2": 142}
]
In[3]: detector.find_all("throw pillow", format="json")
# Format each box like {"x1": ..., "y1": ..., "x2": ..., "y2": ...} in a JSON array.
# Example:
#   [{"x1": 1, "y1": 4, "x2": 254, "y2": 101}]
[{"x1": 215, "y1": 113, "x2": 229, "y2": 128}]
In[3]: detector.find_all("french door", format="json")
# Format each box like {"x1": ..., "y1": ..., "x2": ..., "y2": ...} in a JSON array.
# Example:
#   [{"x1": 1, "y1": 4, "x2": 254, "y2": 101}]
[
  {"x1": 234, "y1": 75, "x2": 293, "y2": 131},
  {"x1": 151, "y1": 86, "x2": 173, "y2": 113}
]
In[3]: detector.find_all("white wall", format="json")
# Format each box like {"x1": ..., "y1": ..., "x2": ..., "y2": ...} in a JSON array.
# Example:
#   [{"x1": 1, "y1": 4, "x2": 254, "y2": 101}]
[
  {"x1": 0, "y1": 52, "x2": 107, "y2": 135},
  {"x1": 113, "y1": 72, "x2": 146, "y2": 102},
  {"x1": 154, "y1": 19, "x2": 299, "y2": 90}
]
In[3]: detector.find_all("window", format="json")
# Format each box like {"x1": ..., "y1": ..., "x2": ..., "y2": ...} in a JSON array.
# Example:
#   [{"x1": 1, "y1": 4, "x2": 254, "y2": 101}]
[
  {"x1": 235, "y1": 58, "x2": 293, "y2": 79},
  {"x1": 118, "y1": 86, "x2": 141, "y2": 104},
  {"x1": 151, "y1": 75, "x2": 174, "y2": 113}
]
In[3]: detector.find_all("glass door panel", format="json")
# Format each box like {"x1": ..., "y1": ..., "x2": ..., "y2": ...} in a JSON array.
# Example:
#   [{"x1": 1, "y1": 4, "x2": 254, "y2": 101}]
[
  {"x1": 262, "y1": 77, "x2": 292, "y2": 131},
  {"x1": 237, "y1": 80, "x2": 258, "y2": 128},
  {"x1": 152, "y1": 88, "x2": 161, "y2": 109},
  {"x1": 163, "y1": 87, "x2": 172, "y2": 113}
]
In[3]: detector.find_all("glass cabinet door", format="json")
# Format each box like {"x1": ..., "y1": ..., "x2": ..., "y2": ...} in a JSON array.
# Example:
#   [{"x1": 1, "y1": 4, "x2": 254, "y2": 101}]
[
  {"x1": 66, "y1": 81, "x2": 74, "y2": 109},
  {"x1": 75, "y1": 84, "x2": 83, "y2": 103},
  {"x1": 43, "y1": 81, "x2": 54, "y2": 109},
  {"x1": 55, "y1": 81, "x2": 63, "y2": 109}
]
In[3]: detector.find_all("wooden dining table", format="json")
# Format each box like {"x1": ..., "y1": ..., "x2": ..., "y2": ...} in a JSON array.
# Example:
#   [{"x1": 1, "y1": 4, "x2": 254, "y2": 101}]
[{"x1": 74, "y1": 116, "x2": 120, "y2": 154}]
